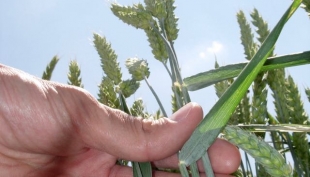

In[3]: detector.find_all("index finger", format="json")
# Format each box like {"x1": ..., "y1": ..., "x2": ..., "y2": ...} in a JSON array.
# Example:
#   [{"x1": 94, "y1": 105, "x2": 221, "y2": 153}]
[{"x1": 152, "y1": 139, "x2": 241, "y2": 175}]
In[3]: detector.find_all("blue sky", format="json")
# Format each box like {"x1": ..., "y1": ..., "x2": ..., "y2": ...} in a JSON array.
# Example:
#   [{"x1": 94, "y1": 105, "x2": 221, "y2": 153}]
[{"x1": 1, "y1": 0, "x2": 310, "y2": 116}]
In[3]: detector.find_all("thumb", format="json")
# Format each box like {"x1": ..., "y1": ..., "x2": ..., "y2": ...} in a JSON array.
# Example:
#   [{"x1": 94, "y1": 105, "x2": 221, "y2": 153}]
[{"x1": 78, "y1": 102, "x2": 203, "y2": 162}]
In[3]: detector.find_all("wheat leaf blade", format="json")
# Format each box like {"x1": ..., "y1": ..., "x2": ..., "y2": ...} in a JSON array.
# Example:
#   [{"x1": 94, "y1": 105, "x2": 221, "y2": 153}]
[
  {"x1": 189, "y1": 163, "x2": 200, "y2": 177},
  {"x1": 132, "y1": 162, "x2": 143, "y2": 177},
  {"x1": 179, "y1": 0, "x2": 302, "y2": 165},
  {"x1": 118, "y1": 94, "x2": 152, "y2": 177},
  {"x1": 132, "y1": 162, "x2": 152, "y2": 177},
  {"x1": 237, "y1": 124, "x2": 310, "y2": 132},
  {"x1": 184, "y1": 51, "x2": 310, "y2": 91},
  {"x1": 305, "y1": 87, "x2": 310, "y2": 102}
]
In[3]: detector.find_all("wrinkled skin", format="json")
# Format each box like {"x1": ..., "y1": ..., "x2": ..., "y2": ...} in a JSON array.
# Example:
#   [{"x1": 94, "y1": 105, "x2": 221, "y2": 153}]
[{"x1": 0, "y1": 64, "x2": 240, "y2": 177}]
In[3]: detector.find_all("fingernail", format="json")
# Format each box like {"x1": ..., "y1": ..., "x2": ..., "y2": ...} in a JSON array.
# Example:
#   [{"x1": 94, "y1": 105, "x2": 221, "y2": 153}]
[{"x1": 170, "y1": 102, "x2": 198, "y2": 121}]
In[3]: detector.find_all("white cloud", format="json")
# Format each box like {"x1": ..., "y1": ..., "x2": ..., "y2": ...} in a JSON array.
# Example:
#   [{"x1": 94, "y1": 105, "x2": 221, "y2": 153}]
[
  {"x1": 207, "y1": 41, "x2": 223, "y2": 53},
  {"x1": 179, "y1": 41, "x2": 224, "y2": 77},
  {"x1": 198, "y1": 41, "x2": 223, "y2": 59},
  {"x1": 199, "y1": 52, "x2": 206, "y2": 58}
]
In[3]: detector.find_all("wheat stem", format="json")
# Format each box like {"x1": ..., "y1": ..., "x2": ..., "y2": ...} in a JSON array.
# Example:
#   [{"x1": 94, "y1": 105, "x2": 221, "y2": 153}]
[{"x1": 144, "y1": 76, "x2": 167, "y2": 117}]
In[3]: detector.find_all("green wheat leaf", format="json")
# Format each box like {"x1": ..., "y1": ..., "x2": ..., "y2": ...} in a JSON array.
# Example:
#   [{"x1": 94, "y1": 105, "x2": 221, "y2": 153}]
[
  {"x1": 179, "y1": 0, "x2": 302, "y2": 165},
  {"x1": 306, "y1": 87, "x2": 310, "y2": 102},
  {"x1": 138, "y1": 162, "x2": 152, "y2": 177},
  {"x1": 133, "y1": 161, "x2": 152, "y2": 177},
  {"x1": 118, "y1": 94, "x2": 152, "y2": 177},
  {"x1": 189, "y1": 162, "x2": 200, "y2": 177},
  {"x1": 178, "y1": 163, "x2": 190, "y2": 177},
  {"x1": 237, "y1": 124, "x2": 310, "y2": 132},
  {"x1": 184, "y1": 51, "x2": 310, "y2": 91},
  {"x1": 133, "y1": 162, "x2": 143, "y2": 177}
]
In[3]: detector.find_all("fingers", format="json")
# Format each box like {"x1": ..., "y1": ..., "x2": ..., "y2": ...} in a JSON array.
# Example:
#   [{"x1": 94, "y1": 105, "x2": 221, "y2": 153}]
[
  {"x1": 206, "y1": 139, "x2": 240, "y2": 174},
  {"x1": 0, "y1": 64, "x2": 239, "y2": 177},
  {"x1": 55, "y1": 83, "x2": 239, "y2": 174},
  {"x1": 153, "y1": 139, "x2": 241, "y2": 175},
  {"x1": 109, "y1": 165, "x2": 235, "y2": 177},
  {"x1": 110, "y1": 165, "x2": 181, "y2": 177},
  {"x1": 0, "y1": 64, "x2": 85, "y2": 155},
  {"x1": 0, "y1": 64, "x2": 202, "y2": 161},
  {"x1": 75, "y1": 102, "x2": 203, "y2": 162}
]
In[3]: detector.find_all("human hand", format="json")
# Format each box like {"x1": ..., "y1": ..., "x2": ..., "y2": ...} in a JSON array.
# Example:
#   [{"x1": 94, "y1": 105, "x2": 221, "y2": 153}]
[{"x1": 0, "y1": 64, "x2": 240, "y2": 176}]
